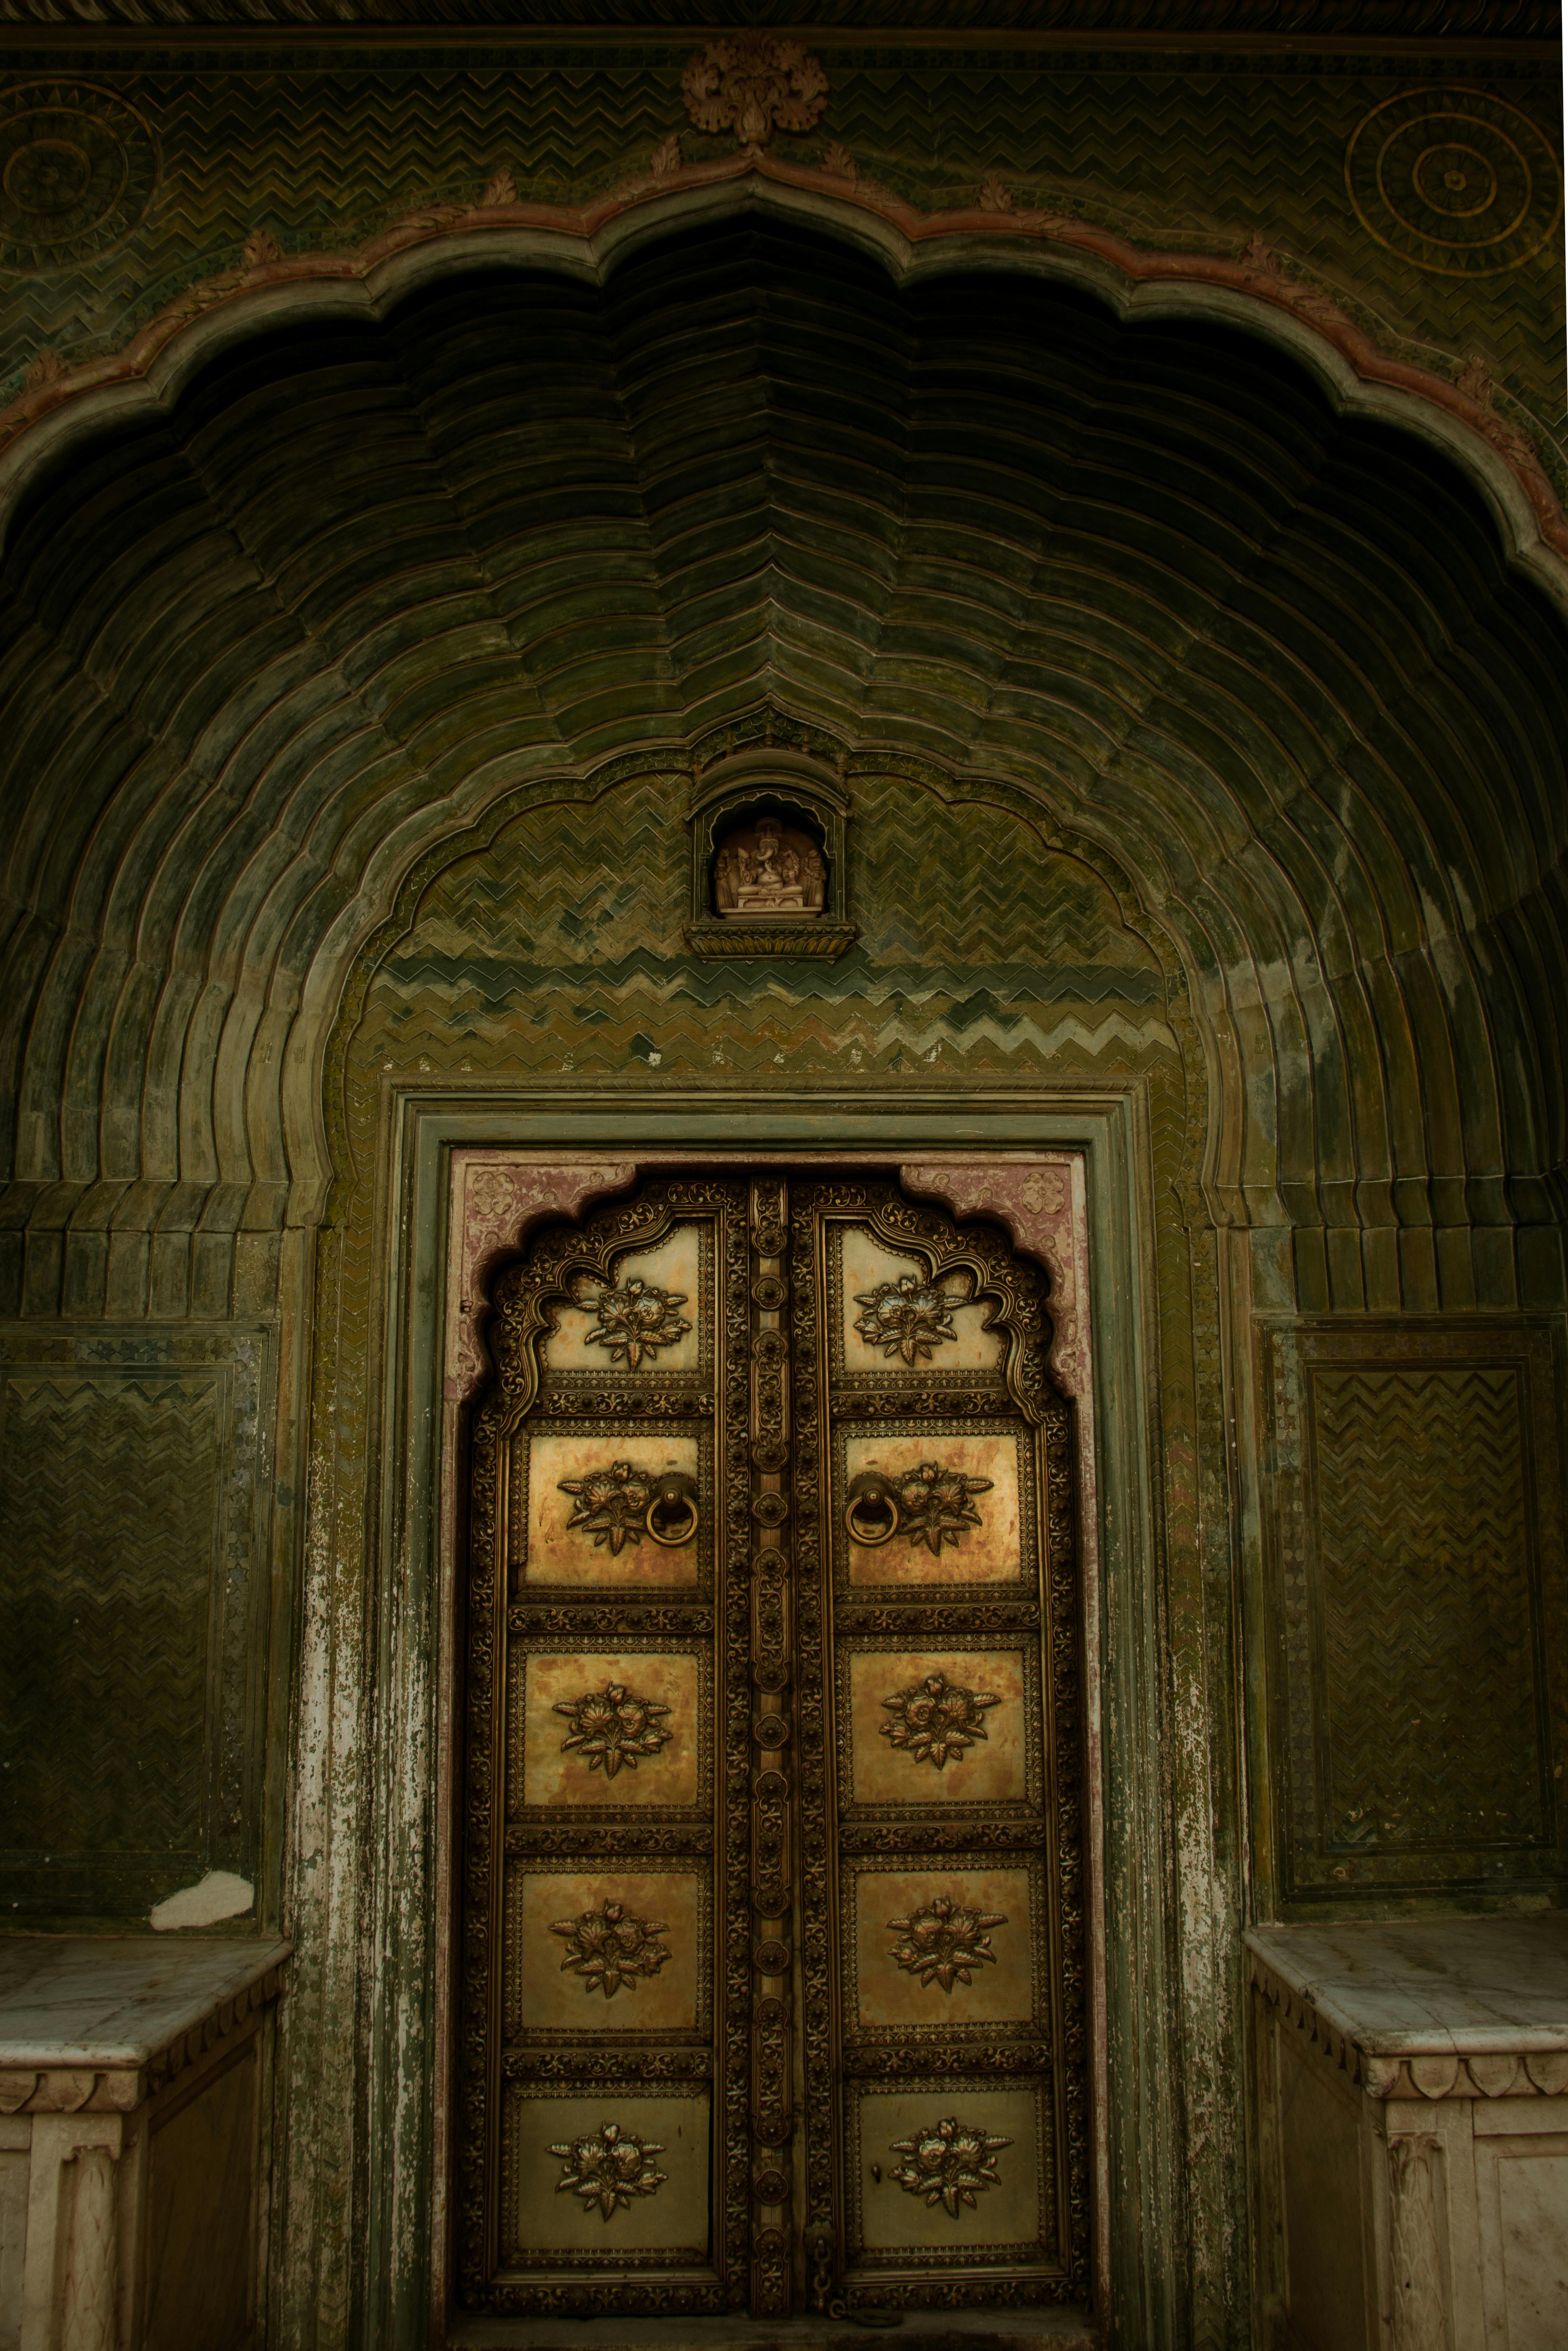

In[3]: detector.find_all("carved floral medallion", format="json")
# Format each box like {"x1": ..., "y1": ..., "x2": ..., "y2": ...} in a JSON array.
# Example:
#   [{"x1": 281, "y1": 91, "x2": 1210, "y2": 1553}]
[
  {"x1": 853, "y1": 1272, "x2": 961, "y2": 1365},
  {"x1": 886, "y1": 1893, "x2": 1008, "y2": 1991},
  {"x1": 551, "y1": 1898, "x2": 672, "y2": 1997},
  {"x1": 880, "y1": 1670, "x2": 999, "y2": 1769},
  {"x1": 845, "y1": 1459, "x2": 993, "y2": 1552},
  {"x1": 681, "y1": 35, "x2": 828, "y2": 154},
  {"x1": 578, "y1": 1276, "x2": 691, "y2": 1370},
  {"x1": 555, "y1": 1682, "x2": 674, "y2": 1778},
  {"x1": 548, "y1": 2120, "x2": 669, "y2": 2221},
  {"x1": 888, "y1": 2116, "x2": 1012, "y2": 2217},
  {"x1": 557, "y1": 1459, "x2": 699, "y2": 1551}
]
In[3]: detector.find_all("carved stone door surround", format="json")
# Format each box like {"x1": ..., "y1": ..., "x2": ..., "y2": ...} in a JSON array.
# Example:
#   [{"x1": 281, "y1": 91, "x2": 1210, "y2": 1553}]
[{"x1": 455, "y1": 1164, "x2": 1096, "y2": 2320}]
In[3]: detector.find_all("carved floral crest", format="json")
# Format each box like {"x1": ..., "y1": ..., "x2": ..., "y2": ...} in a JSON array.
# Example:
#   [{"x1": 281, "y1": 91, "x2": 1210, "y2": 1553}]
[
  {"x1": 555, "y1": 1682, "x2": 673, "y2": 1778},
  {"x1": 881, "y1": 1670, "x2": 999, "y2": 1769},
  {"x1": 886, "y1": 1893, "x2": 1008, "y2": 1992},
  {"x1": 577, "y1": 1275, "x2": 691, "y2": 1369},
  {"x1": 889, "y1": 2116, "x2": 1011, "y2": 2216},
  {"x1": 551, "y1": 1899, "x2": 672, "y2": 1997},
  {"x1": 853, "y1": 1272, "x2": 963, "y2": 1365},
  {"x1": 681, "y1": 35, "x2": 828, "y2": 154},
  {"x1": 548, "y1": 2120, "x2": 668, "y2": 2221}
]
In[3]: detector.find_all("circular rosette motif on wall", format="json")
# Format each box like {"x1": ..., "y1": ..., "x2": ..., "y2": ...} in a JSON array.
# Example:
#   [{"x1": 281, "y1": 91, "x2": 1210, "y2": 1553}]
[
  {"x1": 1345, "y1": 87, "x2": 1563, "y2": 277},
  {"x1": 0, "y1": 83, "x2": 158, "y2": 274}
]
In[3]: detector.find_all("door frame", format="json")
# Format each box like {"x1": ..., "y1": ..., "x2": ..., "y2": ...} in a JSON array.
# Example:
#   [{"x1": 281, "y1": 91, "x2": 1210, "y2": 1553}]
[{"x1": 360, "y1": 1079, "x2": 1170, "y2": 2347}]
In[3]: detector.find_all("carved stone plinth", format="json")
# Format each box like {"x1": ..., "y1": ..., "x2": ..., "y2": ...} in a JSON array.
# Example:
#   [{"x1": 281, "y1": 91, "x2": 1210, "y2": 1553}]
[
  {"x1": 1248, "y1": 1918, "x2": 1568, "y2": 2350},
  {"x1": 683, "y1": 918, "x2": 859, "y2": 960},
  {"x1": 0, "y1": 1936, "x2": 289, "y2": 2351}
]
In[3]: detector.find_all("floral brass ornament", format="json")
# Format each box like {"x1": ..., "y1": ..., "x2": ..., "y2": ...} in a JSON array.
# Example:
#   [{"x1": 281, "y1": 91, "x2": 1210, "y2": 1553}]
[
  {"x1": 578, "y1": 1275, "x2": 691, "y2": 1369},
  {"x1": 550, "y1": 1899, "x2": 672, "y2": 1998},
  {"x1": 845, "y1": 1461, "x2": 992, "y2": 1552},
  {"x1": 548, "y1": 2120, "x2": 668, "y2": 2221},
  {"x1": 886, "y1": 1893, "x2": 1008, "y2": 1992},
  {"x1": 681, "y1": 35, "x2": 829, "y2": 155},
  {"x1": 853, "y1": 1272, "x2": 963, "y2": 1365},
  {"x1": 889, "y1": 2116, "x2": 1011, "y2": 2216},
  {"x1": 558, "y1": 1460, "x2": 699, "y2": 1551},
  {"x1": 555, "y1": 1682, "x2": 673, "y2": 1778},
  {"x1": 881, "y1": 1670, "x2": 1000, "y2": 1769}
]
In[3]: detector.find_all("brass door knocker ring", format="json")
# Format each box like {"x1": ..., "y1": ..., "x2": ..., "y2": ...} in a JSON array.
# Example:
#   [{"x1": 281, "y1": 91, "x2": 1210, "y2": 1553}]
[
  {"x1": 845, "y1": 1469, "x2": 900, "y2": 1547},
  {"x1": 645, "y1": 1469, "x2": 700, "y2": 1547}
]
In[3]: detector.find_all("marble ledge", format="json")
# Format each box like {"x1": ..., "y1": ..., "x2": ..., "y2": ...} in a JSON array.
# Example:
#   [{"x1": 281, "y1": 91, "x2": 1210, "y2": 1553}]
[
  {"x1": 1247, "y1": 1916, "x2": 1568, "y2": 2101},
  {"x1": 0, "y1": 1933, "x2": 290, "y2": 2112}
]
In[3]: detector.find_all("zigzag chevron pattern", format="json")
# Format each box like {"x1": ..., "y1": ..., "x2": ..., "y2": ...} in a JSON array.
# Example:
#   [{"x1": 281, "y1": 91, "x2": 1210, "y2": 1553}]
[
  {"x1": 0, "y1": 1368, "x2": 218, "y2": 1858},
  {"x1": 356, "y1": 771, "x2": 1178, "y2": 1097},
  {"x1": 0, "y1": 56, "x2": 1560, "y2": 445},
  {"x1": 1312, "y1": 1363, "x2": 1542, "y2": 1853}
]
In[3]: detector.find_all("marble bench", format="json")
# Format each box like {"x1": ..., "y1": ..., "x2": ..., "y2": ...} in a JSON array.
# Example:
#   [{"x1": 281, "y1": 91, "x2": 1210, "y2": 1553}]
[
  {"x1": 1248, "y1": 1916, "x2": 1568, "y2": 2350},
  {"x1": 0, "y1": 1936, "x2": 289, "y2": 2351}
]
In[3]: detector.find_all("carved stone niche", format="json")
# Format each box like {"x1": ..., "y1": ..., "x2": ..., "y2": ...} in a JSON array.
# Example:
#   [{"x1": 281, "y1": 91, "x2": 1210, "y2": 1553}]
[{"x1": 685, "y1": 756, "x2": 856, "y2": 960}]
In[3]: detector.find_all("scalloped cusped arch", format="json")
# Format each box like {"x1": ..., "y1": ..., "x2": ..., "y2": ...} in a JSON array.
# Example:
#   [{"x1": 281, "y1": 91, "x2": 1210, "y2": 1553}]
[{"x1": 1, "y1": 214, "x2": 1564, "y2": 1313}]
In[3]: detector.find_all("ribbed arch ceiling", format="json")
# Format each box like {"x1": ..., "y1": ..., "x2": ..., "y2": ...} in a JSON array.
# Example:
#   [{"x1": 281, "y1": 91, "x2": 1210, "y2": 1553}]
[{"x1": 0, "y1": 215, "x2": 1564, "y2": 1280}]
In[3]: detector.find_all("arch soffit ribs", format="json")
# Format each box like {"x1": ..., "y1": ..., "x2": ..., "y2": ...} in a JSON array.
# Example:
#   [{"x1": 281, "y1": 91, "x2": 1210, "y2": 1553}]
[
  {"x1": 2, "y1": 168, "x2": 1564, "y2": 613},
  {"x1": 0, "y1": 198, "x2": 1560, "y2": 1312}
]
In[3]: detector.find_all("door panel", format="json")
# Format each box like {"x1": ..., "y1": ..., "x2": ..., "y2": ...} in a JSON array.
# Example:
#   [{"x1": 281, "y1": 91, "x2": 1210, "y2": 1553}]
[
  {"x1": 463, "y1": 1182, "x2": 751, "y2": 2316},
  {"x1": 461, "y1": 1172, "x2": 1087, "y2": 2318},
  {"x1": 793, "y1": 1181, "x2": 1085, "y2": 2316}
]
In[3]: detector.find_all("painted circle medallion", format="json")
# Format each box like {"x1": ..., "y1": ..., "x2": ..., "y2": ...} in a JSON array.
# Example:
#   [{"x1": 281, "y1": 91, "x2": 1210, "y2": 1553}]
[
  {"x1": 0, "y1": 83, "x2": 157, "y2": 272},
  {"x1": 1346, "y1": 87, "x2": 1562, "y2": 276}
]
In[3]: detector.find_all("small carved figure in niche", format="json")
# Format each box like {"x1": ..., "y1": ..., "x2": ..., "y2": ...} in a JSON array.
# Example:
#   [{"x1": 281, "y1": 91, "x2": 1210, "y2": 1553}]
[{"x1": 714, "y1": 814, "x2": 826, "y2": 918}]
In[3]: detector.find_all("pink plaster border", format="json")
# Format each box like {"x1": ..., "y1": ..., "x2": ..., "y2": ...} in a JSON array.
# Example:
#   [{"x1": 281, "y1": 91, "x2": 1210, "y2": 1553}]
[
  {"x1": 5, "y1": 151, "x2": 1564, "y2": 567},
  {"x1": 429, "y1": 1146, "x2": 1109, "y2": 2333}
]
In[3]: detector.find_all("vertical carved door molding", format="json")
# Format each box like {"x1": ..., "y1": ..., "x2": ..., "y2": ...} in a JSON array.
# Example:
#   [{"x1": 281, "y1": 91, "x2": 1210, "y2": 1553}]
[{"x1": 461, "y1": 1172, "x2": 1087, "y2": 2317}]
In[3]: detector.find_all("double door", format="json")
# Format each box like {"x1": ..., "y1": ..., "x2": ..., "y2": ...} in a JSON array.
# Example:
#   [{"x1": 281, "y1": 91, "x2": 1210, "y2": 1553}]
[{"x1": 460, "y1": 1174, "x2": 1086, "y2": 2317}]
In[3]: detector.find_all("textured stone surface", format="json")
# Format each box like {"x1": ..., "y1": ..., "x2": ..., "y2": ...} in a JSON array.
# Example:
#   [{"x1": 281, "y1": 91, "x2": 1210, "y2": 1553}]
[
  {"x1": 1249, "y1": 1916, "x2": 1568, "y2": 2055},
  {"x1": 0, "y1": 1934, "x2": 289, "y2": 2069},
  {"x1": 1260, "y1": 1316, "x2": 1568, "y2": 1903},
  {"x1": 0, "y1": 1329, "x2": 273, "y2": 1923}
]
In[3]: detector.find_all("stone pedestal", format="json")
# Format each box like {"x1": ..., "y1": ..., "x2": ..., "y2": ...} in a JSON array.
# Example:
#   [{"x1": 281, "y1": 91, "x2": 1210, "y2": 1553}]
[
  {"x1": 0, "y1": 1937, "x2": 288, "y2": 2351},
  {"x1": 1248, "y1": 1918, "x2": 1568, "y2": 2351}
]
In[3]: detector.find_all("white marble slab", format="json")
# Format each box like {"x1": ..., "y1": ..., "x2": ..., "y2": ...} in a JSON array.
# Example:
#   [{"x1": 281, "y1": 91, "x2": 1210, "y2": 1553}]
[
  {"x1": 1245, "y1": 1917, "x2": 1568, "y2": 2056},
  {"x1": 0, "y1": 1937, "x2": 290, "y2": 2069}
]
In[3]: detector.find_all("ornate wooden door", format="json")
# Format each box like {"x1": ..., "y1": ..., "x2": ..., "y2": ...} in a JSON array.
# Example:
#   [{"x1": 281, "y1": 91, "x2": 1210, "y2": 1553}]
[{"x1": 461, "y1": 1174, "x2": 1087, "y2": 2319}]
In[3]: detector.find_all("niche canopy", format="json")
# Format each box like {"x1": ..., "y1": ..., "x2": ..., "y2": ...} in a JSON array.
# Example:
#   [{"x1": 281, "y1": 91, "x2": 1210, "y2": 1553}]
[{"x1": 686, "y1": 752, "x2": 856, "y2": 960}]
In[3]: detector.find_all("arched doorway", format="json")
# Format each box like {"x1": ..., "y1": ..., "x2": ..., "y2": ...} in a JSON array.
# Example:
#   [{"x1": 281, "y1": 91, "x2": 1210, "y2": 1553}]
[{"x1": 1, "y1": 195, "x2": 1564, "y2": 2345}]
